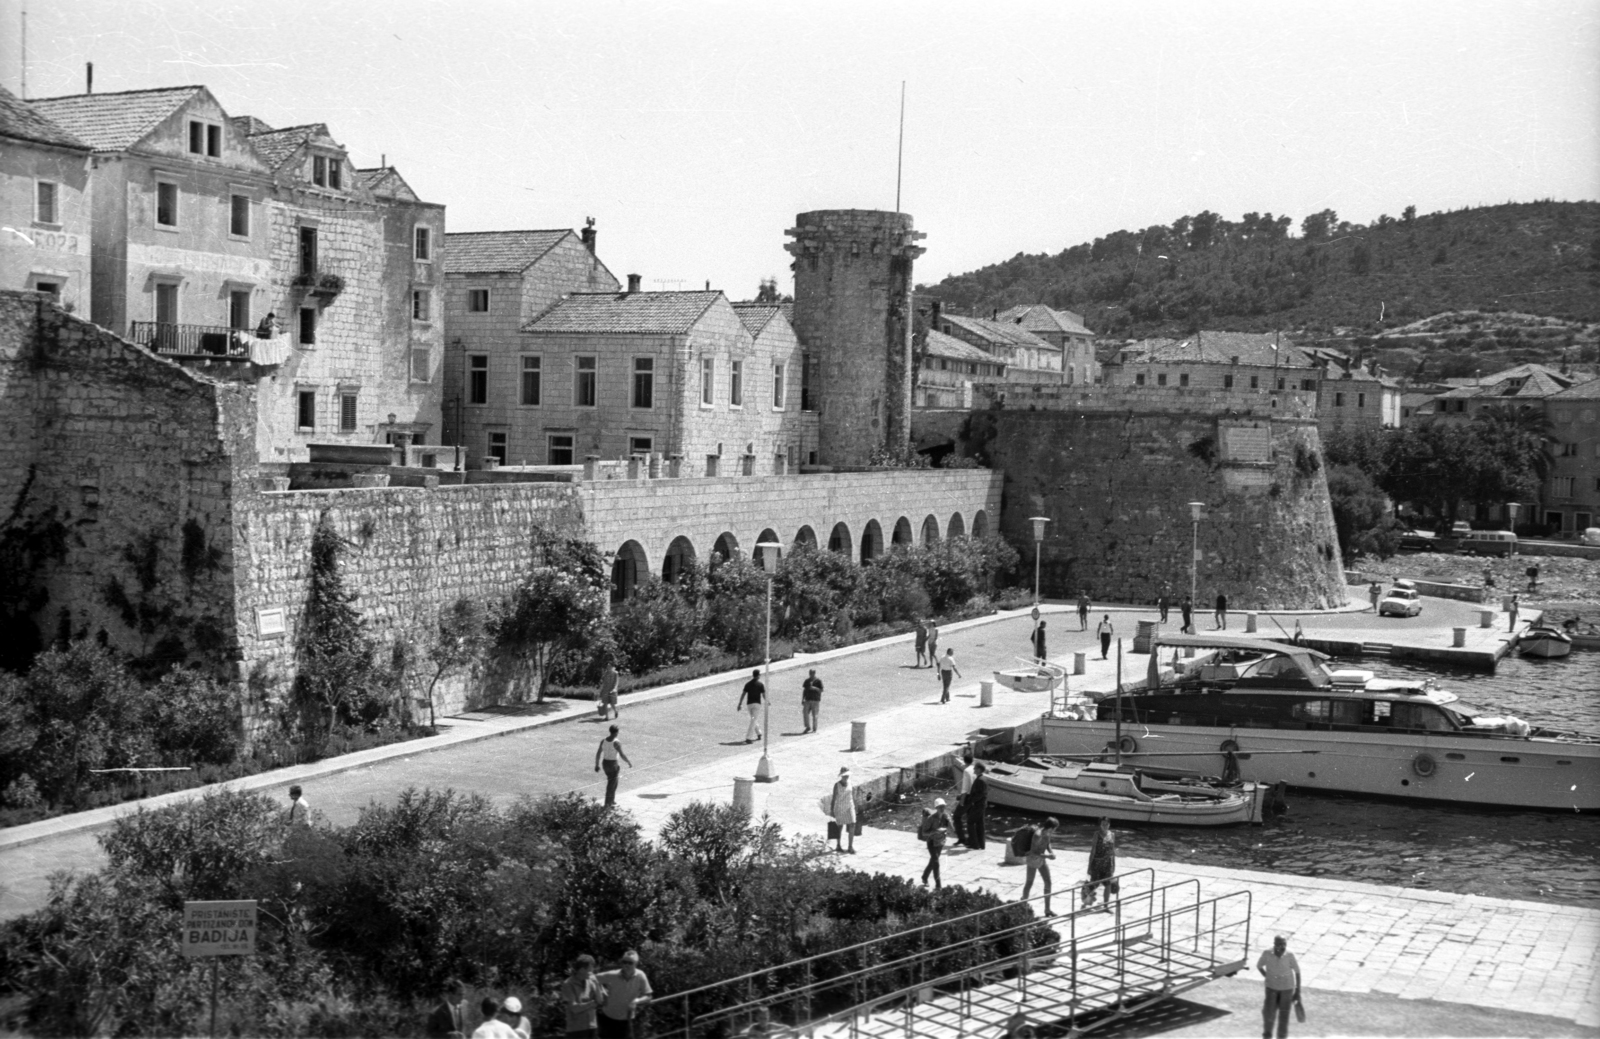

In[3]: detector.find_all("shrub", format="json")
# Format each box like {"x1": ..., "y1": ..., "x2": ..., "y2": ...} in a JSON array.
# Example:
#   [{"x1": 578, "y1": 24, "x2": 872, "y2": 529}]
[{"x1": 609, "y1": 576, "x2": 703, "y2": 673}]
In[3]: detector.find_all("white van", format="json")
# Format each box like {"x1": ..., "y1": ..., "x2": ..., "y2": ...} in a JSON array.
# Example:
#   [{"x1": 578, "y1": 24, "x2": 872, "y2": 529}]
[{"x1": 1461, "y1": 529, "x2": 1517, "y2": 557}]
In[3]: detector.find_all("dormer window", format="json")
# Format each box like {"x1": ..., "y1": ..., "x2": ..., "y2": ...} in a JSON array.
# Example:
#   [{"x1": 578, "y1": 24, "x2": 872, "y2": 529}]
[
  {"x1": 188, "y1": 120, "x2": 221, "y2": 158},
  {"x1": 312, "y1": 155, "x2": 342, "y2": 190}
]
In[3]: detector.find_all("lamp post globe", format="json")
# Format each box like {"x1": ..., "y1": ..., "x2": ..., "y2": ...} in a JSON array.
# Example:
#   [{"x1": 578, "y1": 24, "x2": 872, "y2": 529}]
[
  {"x1": 1187, "y1": 502, "x2": 1205, "y2": 607},
  {"x1": 754, "y1": 541, "x2": 783, "y2": 783}
]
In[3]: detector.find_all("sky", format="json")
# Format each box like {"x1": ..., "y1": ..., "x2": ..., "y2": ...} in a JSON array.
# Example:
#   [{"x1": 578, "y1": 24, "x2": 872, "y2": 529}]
[{"x1": 5, "y1": 0, "x2": 1598, "y2": 298}]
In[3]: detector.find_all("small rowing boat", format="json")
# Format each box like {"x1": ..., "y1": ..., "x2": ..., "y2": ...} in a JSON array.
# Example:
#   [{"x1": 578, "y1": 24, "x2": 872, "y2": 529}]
[
  {"x1": 993, "y1": 658, "x2": 1066, "y2": 693},
  {"x1": 982, "y1": 758, "x2": 1267, "y2": 826}
]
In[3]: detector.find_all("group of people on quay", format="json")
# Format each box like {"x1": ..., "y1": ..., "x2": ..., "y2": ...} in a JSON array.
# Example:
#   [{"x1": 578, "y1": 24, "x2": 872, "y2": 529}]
[{"x1": 427, "y1": 951, "x2": 652, "y2": 1038}]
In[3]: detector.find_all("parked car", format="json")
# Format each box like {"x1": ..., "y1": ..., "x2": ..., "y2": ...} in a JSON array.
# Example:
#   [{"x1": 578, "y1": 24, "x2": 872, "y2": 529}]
[
  {"x1": 1379, "y1": 582, "x2": 1423, "y2": 617},
  {"x1": 1582, "y1": 527, "x2": 1600, "y2": 546},
  {"x1": 1450, "y1": 520, "x2": 1473, "y2": 535}
]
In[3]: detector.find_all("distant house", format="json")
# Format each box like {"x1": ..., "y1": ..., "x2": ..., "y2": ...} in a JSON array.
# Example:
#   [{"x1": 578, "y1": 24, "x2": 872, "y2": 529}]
[
  {"x1": 917, "y1": 329, "x2": 1008, "y2": 407},
  {"x1": 0, "y1": 86, "x2": 93, "y2": 312},
  {"x1": 1399, "y1": 391, "x2": 1437, "y2": 424},
  {"x1": 1544, "y1": 376, "x2": 1600, "y2": 536},
  {"x1": 996, "y1": 304, "x2": 1098, "y2": 384},
  {"x1": 935, "y1": 311, "x2": 1060, "y2": 374},
  {"x1": 1105, "y1": 331, "x2": 1321, "y2": 395},
  {"x1": 1427, "y1": 364, "x2": 1578, "y2": 423},
  {"x1": 1301, "y1": 346, "x2": 1402, "y2": 430}
]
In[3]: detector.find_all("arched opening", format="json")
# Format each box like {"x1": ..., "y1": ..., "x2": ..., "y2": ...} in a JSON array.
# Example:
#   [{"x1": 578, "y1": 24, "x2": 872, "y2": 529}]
[
  {"x1": 611, "y1": 540, "x2": 648, "y2": 603},
  {"x1": 860, "y1": 519, "x2": 884, "y2": 563},
  {"x1": 828, "y1": 522, "x2": 852, "y2": 557},
  {"x1": 794, "y1": 525, "x2": 818, "y2": 550},
  {"x1": 756, "y1": 528, "x2": 780, "y2": 550},
  {"x1": 921, "y1": 514, "x2": 941, "y2": 546},
  {"x1": 971, "y1": 510, "x2": 989, "y2": 538},
  {"x1": 892, "y1": 516, "x2": 914, "y2": 548},
  {"x1": 711, "y1": 531, "x2": 741, "y2": 565},
  {"x1": 948, "y1": 512, "x2": 966, "y2": 539},
  {"x1": 662, "y1": 535, "x2": 696, "y2": 584}
]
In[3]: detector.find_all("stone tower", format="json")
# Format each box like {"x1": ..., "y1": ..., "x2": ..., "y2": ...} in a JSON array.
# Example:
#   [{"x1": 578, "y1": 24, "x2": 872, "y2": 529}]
[{"x1": 785, "y1": 210, "x2": 925, "y2": 466}]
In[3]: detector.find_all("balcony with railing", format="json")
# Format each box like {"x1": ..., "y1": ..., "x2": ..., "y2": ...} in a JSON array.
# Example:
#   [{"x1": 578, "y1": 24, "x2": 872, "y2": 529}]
[{"x1": 130, "y1": 321, "x2": 254, "y2": 359}]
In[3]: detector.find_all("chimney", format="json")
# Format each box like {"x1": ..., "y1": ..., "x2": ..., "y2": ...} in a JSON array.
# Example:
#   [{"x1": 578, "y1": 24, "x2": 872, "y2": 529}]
[
  {"x1": 931, "y1": 300, "x2": 943, "y2": 325},
  {"x1": 580, "y1": 217, "x2": 596, "y2": 254},
  {"x1": 86, "y1": 62, "x2": 93, "y2": 94},
  {"x1": 626, "y1": 273, "x2": 642, "y2": 294}
]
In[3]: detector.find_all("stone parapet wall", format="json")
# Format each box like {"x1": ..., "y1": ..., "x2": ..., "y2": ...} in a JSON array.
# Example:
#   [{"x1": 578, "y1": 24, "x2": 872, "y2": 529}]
[
  {"x1": 990, "y1": 408, "x2": 1346, "y2": 610},
  {"x1": 976, "y1": 382, "x2": 1320, "y2": 421}
]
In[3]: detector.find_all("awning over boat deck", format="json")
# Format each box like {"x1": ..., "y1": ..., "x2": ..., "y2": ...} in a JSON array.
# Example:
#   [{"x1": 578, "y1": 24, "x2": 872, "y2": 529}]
[{"x1": 1145, "y1": 633, "x2": 1330, "y2": 688}]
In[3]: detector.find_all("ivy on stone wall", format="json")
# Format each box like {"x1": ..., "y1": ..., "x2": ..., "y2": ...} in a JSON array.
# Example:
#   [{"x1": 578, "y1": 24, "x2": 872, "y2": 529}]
[
  {"x1": 294, "y1": 513, "x2": 393, "y2": 735},
  {"x1": 100, "y1": 523, "x2": 228, "y2": 679},
  {"x1": 493, "y1": 526, "x2": 609, "y2": 703},
  {"x1": 0, "y1": 465, "x2": 68, "y2": 674}
]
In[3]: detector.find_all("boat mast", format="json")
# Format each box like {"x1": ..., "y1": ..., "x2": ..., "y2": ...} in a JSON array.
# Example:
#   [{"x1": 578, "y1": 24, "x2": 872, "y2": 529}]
[{"x1": 1115, "y1": 638, "x2": 1123, "y2": 766}]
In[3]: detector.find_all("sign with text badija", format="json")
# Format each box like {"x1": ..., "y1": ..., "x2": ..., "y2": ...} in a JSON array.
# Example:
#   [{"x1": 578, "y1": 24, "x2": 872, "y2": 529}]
[{"x1": 181, "y1": 900, "x2": 258, "y2": 958}]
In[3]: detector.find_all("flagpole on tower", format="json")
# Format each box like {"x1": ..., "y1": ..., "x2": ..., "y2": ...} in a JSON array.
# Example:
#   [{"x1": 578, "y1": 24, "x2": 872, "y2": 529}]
[{"x1": 895, "y1": 81, "x2": 906, "y2": 213}]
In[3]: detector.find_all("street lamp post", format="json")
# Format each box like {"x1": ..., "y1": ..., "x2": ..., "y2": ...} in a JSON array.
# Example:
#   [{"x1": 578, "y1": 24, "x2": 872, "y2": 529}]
[
  {"x1": 754, "y1": 541, "x2": 783, "y2": 783},
  {"x1": 1505, "y1": 502, "x2": 1520, "y2": 556},
  {"x1": 1188, "y1": 502, "x2": 1205, "y2": 612},
  {"x1": 1028, "y1": 516, "x2": 1050, "y2": 605}
]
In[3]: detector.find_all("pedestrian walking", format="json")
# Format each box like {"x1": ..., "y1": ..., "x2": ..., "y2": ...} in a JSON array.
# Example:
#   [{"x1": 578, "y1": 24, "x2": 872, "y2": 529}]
[
  {"x1": 1368, "y1": 582, "x2": 1382, "y2": 612},
  {"x1": 595, "y1": 951, "x2": 652, "y2": 1039},
  {"x1": 470, "y1": 998, "x2": 519, "y2": 1039},
  {"x1": 1482, "y1": 566, "x2": 1496, "y2": 590},
  {"x1": 800, "y1": 668, "x2": 823, "y2": 733},
  {"x1": 919, "y1": 799, "x2": 952, "y2": 889},
  {"x1": 426, "y1": 979, "x2": 467, "y2": 1039},
  {"x1": 927, "y1": 621, "x2": 940, "y2": 662},
  {"x1": 594, "y1": 724, "x2": 633, "y2": 808},
  {"x1": 1096, "y1": 615, "x2": 1114, "y2": 659},
  {"x1": 736, "y1": 669, "x2": 764, "y2": 743},
  {"x1": 1159, "y1": 587, "x2": 1171, "y2": 623},
  {"x1": 560, "y1": 955, "x2": 607, "y2": 1039},
  {"x1": 287, "y1": 785, "x2": 311, "y2": 826},
  {"x1": 1525, "y1": 564, "x2": 1540, "y2": 591},
  {"x1": 914, "y1": 620, "x2": 929, "y2": 668},
  {"x1": 1082, "y1": 817, "x2": 1116, "y2": 910},
  {"x1": 1076, "y1": 592, "x2": 1090, "y2": 630},
  {"x1": 597, "y1": 661, "x2": 619, "y2": 720},
  {"x1": 829, "y1": 767, "x2": 857, "y2": 853},
  {"x1": 1180, "y1": 595, "x2": 1194, "y2": 634},
  {"x1": 936, "y1": 647, "x2": 962, "y2": 703},
  {"x1": 1018, "y1": 816, "x2": 1059, "y2": 916},
  {"x1": 1031, "y1": 620, "x2": 1048, "y2": 662},
  {"x1": 1508, "y1": 594, "x2": 1520, "y2": 632},
  {"x1": 1215, "y1": 592, "x2": 1229, "y2": 630},
  {"x1": 1256, "y1": 935, "x2": 1302, "y2": 1039},
  {"x1": 952, "y1": 753, "x2": 975, "y2": 845},
  {"x1": 965, "y1": 762, "x2": 989, "y2": 849}
]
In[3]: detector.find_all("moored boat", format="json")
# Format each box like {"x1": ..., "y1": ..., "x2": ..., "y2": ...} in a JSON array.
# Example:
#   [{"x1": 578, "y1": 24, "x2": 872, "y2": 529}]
[
  {"x1": 1519, "y1": 624, "x2": 1574, "y2": 659},
  {"x1": 982, "y1": 758, "x2": 1267, "y2": 826},
  {"x1": 1041, "y1": 634, "x2": 1600, "y2": 811},
  {"x1": 993, "y1": 658, "x2": 1067, "y2": 693}
]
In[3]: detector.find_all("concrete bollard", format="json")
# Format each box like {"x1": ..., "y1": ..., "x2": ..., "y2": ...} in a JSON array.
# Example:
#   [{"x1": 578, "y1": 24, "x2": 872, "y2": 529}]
[
  {"x1": 1073, "y1": 652, "x2": 1086, "y2": 675},
  {"x1": 979, "y1": 680, "x2": 994, "y2": 707},
  {"x1": 1245, "y1": 612, "x2": 1258, "y2": 633},
  {"x1": 1479, "y1": 610, "x2": 1495, "y2": 629},
  {"x1": 583, "y1": 455, "x2": 601, "y2": 480},
  {"x1": 850, "y1": 721, "x2": 867, "y2": 752},
  {"x1": 647, "y1": 453, "x2": 661, "y2": 479},
  {"x1": 732, "y1": 777, "x2": 754, "y2": 813},
  {"x1": 627, "y1": 455, "x2": 644, "y2": 480},
  {"x1": 1453, "y1": 627, "x2": 1467, "y2": 648}
]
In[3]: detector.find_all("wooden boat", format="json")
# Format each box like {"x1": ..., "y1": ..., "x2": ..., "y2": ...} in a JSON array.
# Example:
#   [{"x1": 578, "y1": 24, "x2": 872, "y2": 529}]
[
  {"x1": 1519, "y1": 624, "x2": 1573, "y2": 659},
  {"x1": 982, "y1": 757, "x2": 1267, "y2": 826},
  {"x1": 993, "y1": 658, "x2": 1066, "y2": 693},
  {"x1": 1571, "y1": 632, "x2": 1600, "y2": 652}
]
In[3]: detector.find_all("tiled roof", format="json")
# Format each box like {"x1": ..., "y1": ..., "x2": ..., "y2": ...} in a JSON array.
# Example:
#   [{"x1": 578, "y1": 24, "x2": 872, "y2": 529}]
[
  {"x1": 230, "y1": 115, "x2": 274, "y2": 135},
  {"x1": 925, "y1": 330, "x2": 1003, "y2": 364},
  {"x1": 525, "y1": 291, "x2": 724, "y2": 335},
  {"x1": 1124, "y1": 331, "x2": 1313, "y2": 368},
  {"x1": 355, "y1": 166, "x2": 417, "y2": 200},
  {"x1": 996, "y1": 304, "x2": 1093, "y2": 337},
  {"x1": 247, "y1": 123, "x2": 328, "y2": 170},
  {"x1": 731, "y1": 304, "x2": 781, "y2": 336},
  {"x1": 939, "y1": 314, "x2": 1057, "y2": 352},
  {"x1": 1401, "y1": 392, "x2": 1437, "y2": 408},
  {"x1": 29, "y1": 85, "x2": 201, "y2": 152},
  {"x1": 1435, "y1": 364, "x2": 1576, "y2": 400},
  {"x1": 1551, "y1": 376, "x2": 1600, "y2": 400},
  {"x1": 444, "y1": 230, "x2": 572, "y2": 274},
  {"x1": 0, "y1": 86, "x2": 89, "y2": 150}
]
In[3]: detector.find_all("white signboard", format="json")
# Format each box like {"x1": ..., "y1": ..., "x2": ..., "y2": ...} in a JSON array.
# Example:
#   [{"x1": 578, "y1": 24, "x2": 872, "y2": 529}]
[
  {"x1": 256, "y1": 607, "x2": 286, "y2": 637},
  {"x1": 181, "y1": 900, "x2": 257, "y2": 958}
]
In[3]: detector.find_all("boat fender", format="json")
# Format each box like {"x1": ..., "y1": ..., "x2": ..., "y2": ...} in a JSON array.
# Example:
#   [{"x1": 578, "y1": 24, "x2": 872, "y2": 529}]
[
  {"x1": 1117, "y1": 735, "x2": 1138, "y2": 754},
  {"x1": 1412, "y1": 753, "x2": 1437, "y2": 778},
  {"x1": 1220, "y1": 739, "x2": 1240, "y2": 754}
]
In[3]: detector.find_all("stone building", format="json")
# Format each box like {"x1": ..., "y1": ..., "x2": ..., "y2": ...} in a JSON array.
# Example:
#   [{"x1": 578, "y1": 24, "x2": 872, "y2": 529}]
[
  {"x1": 474, "y1": 287, "x2": 817, "y2": 473},
  {"x1": 242, "y1": 120, "x2": 445, "y2": 460},
  {"x1": 1545, "y1": 376, "x2": 1600, "y2": 535},
  {"x1": 30, "y1": 85, "x2": 275, "y2": 341},
  {"x1": 936, "y1": 311, "x2": 1061, "y2": 374},
  {"x1": 0, "y1": 86, "x2": 93, "y2": 312},
  {"x1": 440, "y1": 227, "x2": 620, "y2": 461},
  {"x1": 1105, "y1": 332, "x2": 1322, "y2": 398},
  {"x1": 996, "y1": 303, "x2": 1099, "y2": 384},
  {"x1": 1302, "y1": 346, "x2": 1401, "y2": 430},
  {"x1": 786, "y1": 210, "x2": 924, "y2": 465},
  {"x1": 917, "y1": 329, "x2": 1008, "y2": 408}
]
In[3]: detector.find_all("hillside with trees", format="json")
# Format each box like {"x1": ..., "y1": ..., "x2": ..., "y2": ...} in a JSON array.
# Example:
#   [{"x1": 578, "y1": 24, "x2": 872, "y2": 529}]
[{"x1": 920, "y1": 201, "x2": 1600, "y2": 368}]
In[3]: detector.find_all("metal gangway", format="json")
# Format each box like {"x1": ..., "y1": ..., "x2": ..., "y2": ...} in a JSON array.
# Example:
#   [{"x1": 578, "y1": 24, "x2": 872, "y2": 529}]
[{"x1": 650, "y1": 867, "x2": 1251, "y2": 1039}]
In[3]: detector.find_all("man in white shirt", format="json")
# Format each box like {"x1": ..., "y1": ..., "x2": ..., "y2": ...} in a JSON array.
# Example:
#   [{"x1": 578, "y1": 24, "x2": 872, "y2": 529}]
[
  {"x1": 1255, "y1": 935, "x2": 1301, "y2": 1039},
  {"x1": 595, "y1": 950, "x2": 652, "y2": 1038},
  {"x1": 953, "y1": 754, "x2": 976, "y2": 845},
  {"x1": 469, "y1": 997, "x2": 519, "y2": 1039}
]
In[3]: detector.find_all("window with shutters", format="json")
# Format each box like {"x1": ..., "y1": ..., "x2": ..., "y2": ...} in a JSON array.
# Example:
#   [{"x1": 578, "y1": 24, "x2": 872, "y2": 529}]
[
  {"x1": 521, "y1": 356, "x2": 542, "y2": 406},
  {"x1": 339, "y1": 393, "x2": 358, "y2": 432},
  {"x1": 575, "y1": 356, "x2": 597, "y2": 407},
  {"x1": 729, "y1": 360, "x2": 743, "y2": 407},
  {"x1": 296, "y1": 391, "x2": 316, "y2": 431},
  {"x1": 230, "y1": 194, "x2": 250, "y2": 237},
  {"x1": 35, "y1": 181, "x2": 58, "y2": 224},
  {"x1": 156, "y1": 181, "x2": 178, "y2": 228},
  {"x1": 772, "y1": 363, "x2": 785, "y2": 409},
  {"x1": 469, "y1": 355, "x2": 488, "y2": 404},
  {"x1": 632, "y1": 357, "x2": 653, "y2": 409}
]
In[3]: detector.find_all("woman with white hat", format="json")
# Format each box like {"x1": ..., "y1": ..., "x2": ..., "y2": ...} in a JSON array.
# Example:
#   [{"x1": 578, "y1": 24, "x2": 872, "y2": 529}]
[
  {"x1": 919, "y1": 798, "x2": 952, "y2": 889},
  {"x1": 829, "y1": 767, "x2": 857, "y2": 853},
  {"x1": 499, "y1": 996, "x2": 530, "y2": 1039}
]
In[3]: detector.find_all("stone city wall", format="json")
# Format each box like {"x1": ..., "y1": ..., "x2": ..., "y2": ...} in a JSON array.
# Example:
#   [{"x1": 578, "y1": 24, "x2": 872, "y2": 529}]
[
  {"x1": 976, "y1": 382, "x2": 1321, "y2": 421},
  {"x1": 989, "y1": 407, "x2": 1347, "y2": 610}
]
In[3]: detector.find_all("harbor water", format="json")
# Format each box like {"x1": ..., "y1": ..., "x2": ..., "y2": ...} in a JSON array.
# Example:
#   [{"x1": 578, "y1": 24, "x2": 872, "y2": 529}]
[{"x1": 871, "y1": 652, "x2": 1600, "y2": 909}]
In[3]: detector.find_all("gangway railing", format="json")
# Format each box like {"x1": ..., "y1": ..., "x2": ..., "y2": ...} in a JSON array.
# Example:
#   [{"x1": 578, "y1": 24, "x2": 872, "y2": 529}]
[{"x1": 649, "y1": 867, "x2": 1182, "y2": 1038}]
